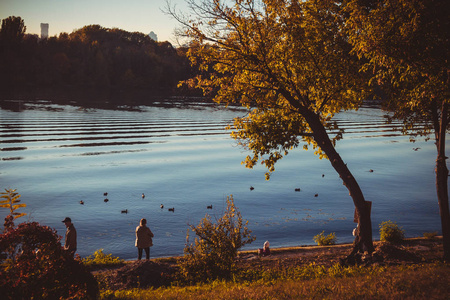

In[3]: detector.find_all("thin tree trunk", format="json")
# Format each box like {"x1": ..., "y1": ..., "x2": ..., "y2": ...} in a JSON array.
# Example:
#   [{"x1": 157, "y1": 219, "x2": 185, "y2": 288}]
[
  {"x1": 301, "y1": 108, "x2": 375, "y2": 254},
  {"x1": 435, "y1": 102, "x2": 450, "y2": 260}
]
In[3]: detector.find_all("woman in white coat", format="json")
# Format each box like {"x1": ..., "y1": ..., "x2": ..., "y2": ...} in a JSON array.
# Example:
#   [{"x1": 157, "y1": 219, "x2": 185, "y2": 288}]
[{"x1": 135, "y1": 218, "x2": 154, "y2": 260}]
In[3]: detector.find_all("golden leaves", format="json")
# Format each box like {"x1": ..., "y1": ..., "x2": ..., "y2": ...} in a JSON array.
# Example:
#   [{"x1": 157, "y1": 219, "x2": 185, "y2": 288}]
[
  {"x1": 178, "y1": 0, "x2": 369, "y2": 178},
  {"x1": 0, "y1": 188, "x2": 27, "y2": 220}
]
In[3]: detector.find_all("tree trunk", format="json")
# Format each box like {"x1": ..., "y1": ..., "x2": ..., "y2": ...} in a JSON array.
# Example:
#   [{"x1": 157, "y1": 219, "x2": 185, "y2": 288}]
[
  {"x1": 435, "y1": 102, "x2": 450, "y2": 260},
  {"x1": 301, "y1": 108, "x2": 375, "y2": 254}
]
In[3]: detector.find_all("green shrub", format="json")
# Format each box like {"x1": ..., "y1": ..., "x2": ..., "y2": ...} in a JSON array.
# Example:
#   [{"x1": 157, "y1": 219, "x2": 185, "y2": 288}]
[
  {"x1": 177, "y1": 195, "x2": 255, "y2": 283},
  {"x1": 0, "y1": 222, "x2": 98, "y2": 299},
  {"x1": 379, "y1": 221, "x2": 405, "y2": 243},
  {"x1": 313, "y1": 231, "x2": 337, "y2": 246},
  {"x1": 423, "y1": 231, "x2": 438, "y2": 239},
  {"x1": 82, "y1": 249, "x2": 124, "y2": 268}
]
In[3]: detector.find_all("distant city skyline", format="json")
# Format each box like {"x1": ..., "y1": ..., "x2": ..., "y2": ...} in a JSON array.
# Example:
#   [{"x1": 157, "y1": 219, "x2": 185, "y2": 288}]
[{"x1": 0, "y1": 0, "x2": 188, "y2": 43}]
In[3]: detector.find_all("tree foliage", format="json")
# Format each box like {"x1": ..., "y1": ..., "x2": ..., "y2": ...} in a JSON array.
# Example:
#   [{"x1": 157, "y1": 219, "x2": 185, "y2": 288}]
[
  {"x1": 0, "y1": 18, "x2": 194, "y2": 94},
  {"x1": 344, "y1": 0, "x2": 450, "y2": 260},
  {"x1": 0, "y1": 16, "x2": 26, "y2": 50},
  {"x1": 178, "y1": 195, "x2": 255, "y2": 282},
  {"x1": 173, "y1": 0, "x2": 369, "y2": 178},
  {"x1": 344, "y1": 0, "x2": 449, "y2": 136},
  {"x1": 170, "y1": 0, "x2": 374, "y2": 253},
  {"x1": 0, "y1": 222, "x2": 98, "y2": 299}
]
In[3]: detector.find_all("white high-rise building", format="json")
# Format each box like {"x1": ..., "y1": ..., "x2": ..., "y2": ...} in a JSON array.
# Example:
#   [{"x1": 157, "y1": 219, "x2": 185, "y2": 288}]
[
  {"x1": 40, "y1": 23, "x2": 49, "y2": 39},
  {"x1": 149, "y1": 31, "x2": 158, "y2": 42}
]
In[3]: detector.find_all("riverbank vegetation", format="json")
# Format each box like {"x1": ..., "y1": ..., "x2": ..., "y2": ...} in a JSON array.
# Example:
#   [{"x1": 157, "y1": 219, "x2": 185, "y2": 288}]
[
  {"x1": 93, "y1": 238, "x2": 448, "y2": 299},
  {"x1": 90, "y1": 205, "x2": 448, "y2": 299},
  {"x1": 99, "y1": 263, "x2": 449, "y2": 299},
  {"x1": 1, "y1": 191, "x2": 449, "y2": 299}
]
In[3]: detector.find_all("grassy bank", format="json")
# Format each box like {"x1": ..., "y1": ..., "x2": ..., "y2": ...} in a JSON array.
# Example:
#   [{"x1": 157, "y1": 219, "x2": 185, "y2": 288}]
[
  {"x1": 100, "y1": 263, "x2": 449, "y2": 299},
  {"x1": 94, "y1": 238, "x2": 449, "y2": 299}
]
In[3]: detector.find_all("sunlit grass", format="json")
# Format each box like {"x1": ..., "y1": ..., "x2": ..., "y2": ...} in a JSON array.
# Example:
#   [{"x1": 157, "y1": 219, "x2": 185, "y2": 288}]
[{"x1": 98, "y1": 262, "x2": 450, "y2": 299}]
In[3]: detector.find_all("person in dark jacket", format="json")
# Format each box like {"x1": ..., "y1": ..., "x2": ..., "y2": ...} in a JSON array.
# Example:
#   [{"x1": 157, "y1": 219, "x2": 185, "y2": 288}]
[
  {"x1": 135, "y1": 218, "x2": 154, "y2": 260},
  {"x1": 62, "y1": 217, "x2": 77, "y2": 257}
]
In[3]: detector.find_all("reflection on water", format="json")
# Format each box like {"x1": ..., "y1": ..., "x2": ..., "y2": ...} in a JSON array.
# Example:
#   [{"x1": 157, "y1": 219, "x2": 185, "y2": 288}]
[{"x1": 0, "y1": 99, "x2": 445, "y2": 260}]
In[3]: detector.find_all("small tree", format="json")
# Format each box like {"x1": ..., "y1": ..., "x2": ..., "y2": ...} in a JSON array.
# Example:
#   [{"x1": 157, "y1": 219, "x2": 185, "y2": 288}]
[
  {"x1": 1, "y1": 188, "x2": 26, "y2": 231},
  {"x1": 178, "y1": 195, "x2": 255, "y2": 282}
]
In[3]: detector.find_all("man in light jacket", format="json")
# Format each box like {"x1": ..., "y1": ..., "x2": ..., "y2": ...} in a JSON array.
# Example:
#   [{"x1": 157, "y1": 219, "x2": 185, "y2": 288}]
[{"x1": 135, "y1": 218, "x2": 154, "y2": 260}]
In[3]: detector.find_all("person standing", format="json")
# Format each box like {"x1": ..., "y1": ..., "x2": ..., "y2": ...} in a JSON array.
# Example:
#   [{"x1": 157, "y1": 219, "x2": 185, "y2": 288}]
[
  {"x1": 62, "y1": 217, "x2": 77, "y2": 257},
  {"x1": 135, "y1": 218, "x2": 154, "y2": 260}
]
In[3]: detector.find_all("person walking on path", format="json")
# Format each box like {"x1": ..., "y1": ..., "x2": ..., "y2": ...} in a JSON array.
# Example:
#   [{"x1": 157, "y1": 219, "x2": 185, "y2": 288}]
[
  {"x1": 62, "y1": 217, "x2": 77, "y2": 257},
  {"x1": 135, "y1": 218, "x2": 154, "y2": 260}
]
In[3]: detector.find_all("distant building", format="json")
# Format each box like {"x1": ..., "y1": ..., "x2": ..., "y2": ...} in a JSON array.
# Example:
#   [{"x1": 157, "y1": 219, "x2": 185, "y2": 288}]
[
  {"x1": 149, "y1": 31, "x2": 158, "y2": 42},
  {"x1": 40, "y1": 23, "x2": 49, "y2": 39}
]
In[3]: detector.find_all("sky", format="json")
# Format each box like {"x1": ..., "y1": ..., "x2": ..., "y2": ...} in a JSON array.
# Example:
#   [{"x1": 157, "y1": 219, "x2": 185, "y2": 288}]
[{"x1": 0, "y1": 0, "x2": 187, "y2": 43}]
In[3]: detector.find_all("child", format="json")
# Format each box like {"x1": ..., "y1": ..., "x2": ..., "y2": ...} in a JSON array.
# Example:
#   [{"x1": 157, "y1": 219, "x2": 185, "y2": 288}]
[{"x1": 258, "y1": 240, "x2": 271, "y2": 256}]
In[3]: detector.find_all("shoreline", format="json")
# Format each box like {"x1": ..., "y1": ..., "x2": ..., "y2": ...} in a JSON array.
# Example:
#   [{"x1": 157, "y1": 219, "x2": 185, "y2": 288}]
[
  {"x1": 118, "y1": 236, "x2": 443, "y2": 264},
  {"x1": 92, "y1": 236, "x2": 446, "y2": 293}
]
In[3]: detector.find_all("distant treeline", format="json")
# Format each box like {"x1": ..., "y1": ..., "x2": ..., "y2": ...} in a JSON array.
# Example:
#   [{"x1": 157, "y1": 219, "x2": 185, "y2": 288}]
[{"x1": 0, "y1": 16, "x2": 196, "y2": 95}]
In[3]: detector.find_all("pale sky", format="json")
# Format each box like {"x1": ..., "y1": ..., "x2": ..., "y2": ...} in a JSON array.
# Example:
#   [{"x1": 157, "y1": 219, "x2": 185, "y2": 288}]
[{"x1": 0, "y1": 0, "x2": 187, "y2": 43}]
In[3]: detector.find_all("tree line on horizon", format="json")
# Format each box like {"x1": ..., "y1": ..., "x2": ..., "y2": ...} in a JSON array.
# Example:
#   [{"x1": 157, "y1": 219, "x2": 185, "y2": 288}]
[{"x1": 0, "y1": 16, "x2": 196, "y2": 94}]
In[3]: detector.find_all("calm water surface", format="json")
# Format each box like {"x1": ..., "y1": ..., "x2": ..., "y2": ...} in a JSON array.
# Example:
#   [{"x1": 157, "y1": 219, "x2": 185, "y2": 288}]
[{"x1": 0, "y1": 100, "x2": 446, "y2": 259}]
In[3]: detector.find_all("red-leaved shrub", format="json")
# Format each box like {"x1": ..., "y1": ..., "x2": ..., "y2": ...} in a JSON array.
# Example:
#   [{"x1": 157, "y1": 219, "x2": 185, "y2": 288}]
[{"x1": 0, "y1": 221, "x2": 98, "y2": 299}]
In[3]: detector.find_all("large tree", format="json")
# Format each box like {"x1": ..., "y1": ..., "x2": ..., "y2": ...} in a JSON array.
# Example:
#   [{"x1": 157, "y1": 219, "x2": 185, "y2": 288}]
[
  {"x1": 345, "y1": 0, "x2": 450, "y2": 260},
  {"x1": 169, "y1": 0, "x2": 375, "y2": 254}
]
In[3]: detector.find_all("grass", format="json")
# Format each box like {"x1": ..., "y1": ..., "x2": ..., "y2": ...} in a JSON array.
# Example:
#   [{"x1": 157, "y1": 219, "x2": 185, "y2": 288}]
[
  {"x1": 98, "y1": 262, "x2": 450, "y2": 299},
  {"x1": 93, "y1": 238, "x2": 448, "y2": 299}
]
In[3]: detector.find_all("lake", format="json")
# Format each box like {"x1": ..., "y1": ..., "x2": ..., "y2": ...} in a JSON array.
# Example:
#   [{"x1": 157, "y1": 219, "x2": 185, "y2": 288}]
[{"x1": 0, "y1": 99, "x2": 445, "y2": 260}]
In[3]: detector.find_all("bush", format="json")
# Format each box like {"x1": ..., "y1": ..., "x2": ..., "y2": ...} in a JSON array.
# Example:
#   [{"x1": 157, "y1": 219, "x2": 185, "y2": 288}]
[
  {"x1": 178, "y1": 195, "x2": 255, "y2": 283},
  {"x1": 423, "y1": 231, "x2": 438, "y2": 239},
  {"x1": 0, "y1": 222, "x2": 98, "y2": 299},
  {"x1": 379, "y1": 221, "x2": 405, "y2": 243},
  {"x1": 313, "y1": 231, "x2": 337, "y2": 246},
  {"x1": 82, "y1": 249, "x2": 124, "y2": 269}
]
